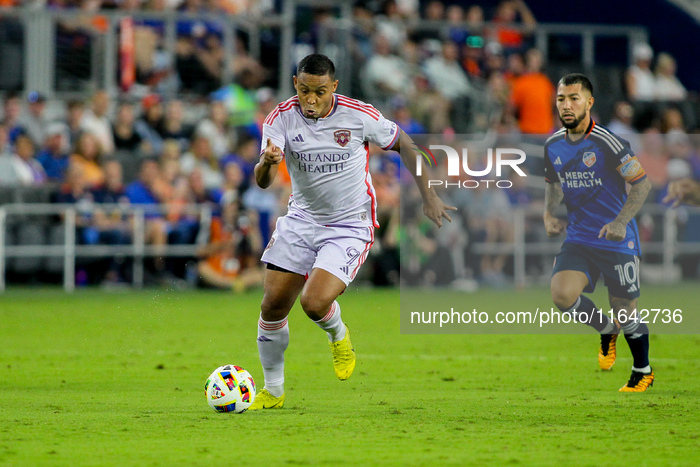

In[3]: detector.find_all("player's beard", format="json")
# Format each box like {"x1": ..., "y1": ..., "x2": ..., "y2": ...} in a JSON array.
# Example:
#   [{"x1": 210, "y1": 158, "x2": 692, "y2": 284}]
[{"x1": 559, "y1": 110, "x2": 586, "y2": 130}]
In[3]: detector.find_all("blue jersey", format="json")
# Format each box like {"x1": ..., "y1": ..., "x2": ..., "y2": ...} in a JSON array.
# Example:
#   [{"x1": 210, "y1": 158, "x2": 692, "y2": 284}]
[{"x1": 544, "y1": 121, "x2": 647, "y2": 256}]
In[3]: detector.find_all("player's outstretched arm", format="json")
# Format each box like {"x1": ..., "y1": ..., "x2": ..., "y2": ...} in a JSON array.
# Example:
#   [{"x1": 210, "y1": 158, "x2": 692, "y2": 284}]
[
  {"x1": 663, "y1": 178, "x2": 700, "y2": 207},
  {"x1": 255, "y1": 138, "x2": 283, "y2": 189},
  {"x1": 393, "y1": 129, "x2": 457, "y2": 228},
  {"x1": 543, "y1": 182, "x2": 564, "y2": 237},
  {"x1": 599, "y1": 178, "x2": 652, "y2": 241}
]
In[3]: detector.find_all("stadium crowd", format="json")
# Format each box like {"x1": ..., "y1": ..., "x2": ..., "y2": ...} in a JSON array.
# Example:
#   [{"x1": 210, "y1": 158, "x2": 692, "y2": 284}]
[{"x1": 1, "y1": 0, "x2": 699, "y2": 287}]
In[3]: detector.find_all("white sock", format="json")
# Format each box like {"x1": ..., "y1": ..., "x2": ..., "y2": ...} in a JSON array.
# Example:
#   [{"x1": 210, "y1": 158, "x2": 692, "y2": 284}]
[
  {"x1": 633, "y1": 365, "x2": 651, "y2": 373},
  {"x1": 314, "y1": 300, "x2": 346, "y2": 342},
  {"x1": 257, "y1": 315, "x2": 289, "y2": 397}
]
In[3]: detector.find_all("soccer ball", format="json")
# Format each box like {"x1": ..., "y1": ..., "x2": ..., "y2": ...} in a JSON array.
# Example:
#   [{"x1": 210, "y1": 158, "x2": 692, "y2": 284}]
[{"x1": 205, "y1": 365, "x2": 256, "y2": 413}]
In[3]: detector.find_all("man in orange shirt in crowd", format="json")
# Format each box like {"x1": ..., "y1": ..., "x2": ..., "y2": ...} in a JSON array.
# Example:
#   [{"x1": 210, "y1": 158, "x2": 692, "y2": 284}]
[{"x1": 510, "y1": 48, "x2": 555, "y2": 135}]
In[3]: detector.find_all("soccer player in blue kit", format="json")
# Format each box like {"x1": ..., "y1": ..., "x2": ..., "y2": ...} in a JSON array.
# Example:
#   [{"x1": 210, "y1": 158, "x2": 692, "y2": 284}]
[{"x1": 543, "y1": 74, "x2": 654, "y2": 392}]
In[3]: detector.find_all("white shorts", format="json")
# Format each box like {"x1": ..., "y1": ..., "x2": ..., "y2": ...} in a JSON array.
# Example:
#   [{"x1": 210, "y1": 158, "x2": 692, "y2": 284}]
[{"x1": 261, "y1": 213, "x2": 374, "y2": 285}]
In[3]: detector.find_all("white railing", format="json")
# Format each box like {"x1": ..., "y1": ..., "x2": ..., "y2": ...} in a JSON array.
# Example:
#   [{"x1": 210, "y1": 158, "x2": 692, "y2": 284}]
[
  {"x1": 1, "y1": 202, "x2": 697, "y2": 292},
  {"x1": 0, "y1": 202, "x2": 212, "y2": 292}
]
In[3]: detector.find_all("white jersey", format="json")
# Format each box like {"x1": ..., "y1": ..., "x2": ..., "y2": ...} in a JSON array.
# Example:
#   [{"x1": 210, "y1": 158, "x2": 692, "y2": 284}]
[{"x1": 261, "y1": 94, "x2": 399, "y2": 227}]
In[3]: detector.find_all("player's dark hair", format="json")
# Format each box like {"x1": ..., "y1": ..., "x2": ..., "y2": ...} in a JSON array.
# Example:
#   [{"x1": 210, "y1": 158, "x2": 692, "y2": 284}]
[
  {"x1": 558, "y1": 73, "x2": 593, "y2": 95},
  {"x1": 297, "y1": 54, "x2": 335, "y2": 79}
]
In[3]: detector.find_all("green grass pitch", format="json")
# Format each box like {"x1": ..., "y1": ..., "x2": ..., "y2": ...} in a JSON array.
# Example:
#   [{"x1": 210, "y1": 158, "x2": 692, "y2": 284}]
[{"x1": 1, "y1": 284, "x2": 698, "y2": 466}]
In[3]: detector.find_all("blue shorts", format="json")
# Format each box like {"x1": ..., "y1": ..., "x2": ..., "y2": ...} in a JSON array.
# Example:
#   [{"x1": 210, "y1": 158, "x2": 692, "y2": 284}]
[{"x1": 552, "y1": 242, "x2": 641, "y2": 299}]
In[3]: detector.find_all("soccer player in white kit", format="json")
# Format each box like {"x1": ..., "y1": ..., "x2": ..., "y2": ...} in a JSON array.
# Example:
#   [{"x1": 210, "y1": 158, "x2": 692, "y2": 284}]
[{"x1": 249, "y1": 54, "x2": 455, "y2": 409}]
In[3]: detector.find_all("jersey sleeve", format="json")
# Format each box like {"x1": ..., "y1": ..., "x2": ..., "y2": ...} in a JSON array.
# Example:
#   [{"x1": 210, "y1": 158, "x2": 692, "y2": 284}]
[
  {"x1": 543, "y1": 143, "x2": 557, "y2": 184},
  {"x1": 610, "y1": 136, "x2": 647, "y2": 185},
  {"x1": 260, "y1": 109, "x2": 287, "y2": 156},
  {"x1": 362, "y1": 108, "x2": 400, "y2": 150}
]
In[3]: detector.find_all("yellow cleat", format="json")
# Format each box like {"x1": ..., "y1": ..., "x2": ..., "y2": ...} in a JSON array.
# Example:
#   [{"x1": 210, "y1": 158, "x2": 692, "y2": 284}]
[
  {"x1": 598, "y1": 320, "x2": 621, "y2": 371},
  {"x1": 330, "y1": 325, "x2": 355, "y2": 380},
  {"x1": 248, "y1": 389, "x2": 285, "y2": 410},
  {"x1": 619, "y1": 369, "x2": 654, "y2": 392}
]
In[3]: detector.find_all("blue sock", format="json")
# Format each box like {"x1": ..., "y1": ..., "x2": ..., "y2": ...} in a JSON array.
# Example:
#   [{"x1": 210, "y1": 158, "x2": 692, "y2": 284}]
[
  {"x1": 559, "y1": 295, "x2": 611, "y2": 333},
  {"x1": 622, "y1": 321, "x2": 650, "y2": 369}
]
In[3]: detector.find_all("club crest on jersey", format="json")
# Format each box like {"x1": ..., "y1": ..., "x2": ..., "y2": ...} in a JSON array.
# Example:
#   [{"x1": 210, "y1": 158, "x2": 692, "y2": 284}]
[
  {"x1": 583, "y1": 152, "x2": 596, "y2": 167},
  {"x1": 334, "y1": 130, "x2": 351, "y2": 147}
]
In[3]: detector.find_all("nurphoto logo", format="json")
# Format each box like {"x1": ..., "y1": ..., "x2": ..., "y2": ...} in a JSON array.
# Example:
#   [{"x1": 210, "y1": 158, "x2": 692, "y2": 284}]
[{"x1": 414, "y1": 140, "x2": 527, "y2": 189}]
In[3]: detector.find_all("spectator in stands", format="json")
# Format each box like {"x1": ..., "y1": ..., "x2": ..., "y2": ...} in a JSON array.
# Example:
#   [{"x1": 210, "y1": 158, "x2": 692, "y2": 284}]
[
  {"x1": 36, "y1": 122, "x2": 71, "y2": 182},
  {"x1": 409, "y1": 72, "x2": 451, "y2": 133},
  {"x1": 219, "y1": 133, "x2": 260, "y2": 192},
  {"x1": 462, "y1": 37, "x2": 485, "y2": 79},
  {"x1": 133, "y1": 23, "x2": 175, "y2": 94},
  {"x1": 196, "y1": 190, "x2": 264, "y2": 291},
  {"x1": 195, "y1": 99, "x2": 233, "y2": 159},
  {"x1": 71, "y1": 132, "x2": 105, "y2": 188},
  {"x1": 242, "y1": 169, "x2": 287, "y2": 243},
  {"x1": 180, "y1": 135, "x2": 223, "y2": 190},
  {"x1": 658, "y1": 157, "x2": 693, "y2": 204},
  {"x1": 351, "y1": 2, "x2": 376, "y2": 61},
  {"x1": 0, "y1": 122, "x2": 8, "y2": 157},
  {"x1": 391, "y1": 96, "x2": 426, "y2": 134},
  {"x1": 509, "y1": 48, "x2": 555, "y2": 135},
  {"x1": 486, "y1": 71, "x2": 508, "y2": 114},
  {"x1": 53, "y1": 164, "x2": 93, "y2": 213},
  {"x1": 424, "y1": 41, "x2": 471, "y2": 101},
  {"x1": 663, "y1": 178, "x2": 700, "y2": 207},
  {"x1": 125, "y1": 158, "x2": 170, "y2": 278},
  {"x1": 2, "y1": 91, "x2": 23, "y2": 144},
  {"x1": 93, "y1": 158, "x2": 129, "y2": 205},
  {"x1": 363, "y1": 34, "x2": 413, "y2": 106},
  {"x1": 112, "y1": 100, "x2": 144, "y2": 153},
  {"x1": 660, "y1": 107, "x2": 686, "y2": 134},
  {"x1": 65, "y1": 99, "x2": 86, "y2": 150},
  {"x1": 135, "y1": 94, "x2": 165, "y2": 156},
  {"x1": 89, "y1": 158, "x2": 132, "y2": 285},
  {"x1": 160, "y1": 153, "x2": 182, "y2": 189},
  {"x1": 483, "y1": 40, "x2": 507, "y2": 77},
  {"x1": 654, "y1": 52, "x2": 687, "y2": 102},
  {"x1": 410, "y1": 0, "x2": 444, "y2": 43},
  {"x1": 459, "y1": 177, "x2": 513, "y2": 286},
  {"x1": 626, "y1": 43, "x2": 655, "y2": 102},
  {"x1": 221, "y1": 158, "x2": 245, "y2": 198},
  {"x1": 19, "y1": 91, "x2": 49, "y2": 147},
  {"x1": 8, "y1": 133, "x2": 46, "y2": 186},
  {"x1": 188, "y1": 167, "x2": 221, "y2": 206},
  {"x1": 667, "y1": 131, "x2": 700, "y2": 179},
  {"x1": 445, "y1": 4, "x2": 467, "y2": 44},
  {"x1": 0, "y1": 123, "x2": 13, "y2": 185},
  {"x1": 466, "y1": 4, "x2": 485, "y2": 32},
  {"x1": 82, "y1": 90, "x2": 115, "y2": 155},
  {"x1": 636, "y1": 129, "x2": 669, "y2": 193},
  {"x1": 160, "y1": 138, "x2": 181, "y2": 162},
  {"x1": 158, "y1": 99, "x2": 194, "y2": 152},
  {"x1": 230, "y1": 35, "x2": 266, "y2": 85},
  {"x1": 504, "y1": 52, "x2": 525, "y2": 83},
  {"x1": 375, "y1": 0, "x2": 408, "y2": 51},
  {"x1": 175, "y1": 30, "x2": 221, "y2": 95},
  {"x1": 626, "y1": 43, "x2": 656, "y2": 129},
  {"x1": 423, "y1": 0, "x2": 444, "y2": 21},
  {"x1": 424, "y1": 40, "x2": 472, "y2": 131},
  {"x1": 488, "y1": 0, "x2": 537, "y2": 53},
  {"x1": 606, "y1": 101, "x2": 640, "y2": 152}
]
